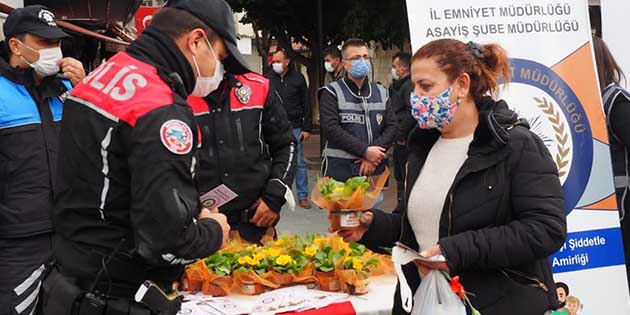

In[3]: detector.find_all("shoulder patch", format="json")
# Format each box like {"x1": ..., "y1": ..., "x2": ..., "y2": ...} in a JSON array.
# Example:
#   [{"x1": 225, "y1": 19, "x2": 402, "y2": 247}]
[{"x1": 160, "y1": 120, "x2": 193, "y2": 155}]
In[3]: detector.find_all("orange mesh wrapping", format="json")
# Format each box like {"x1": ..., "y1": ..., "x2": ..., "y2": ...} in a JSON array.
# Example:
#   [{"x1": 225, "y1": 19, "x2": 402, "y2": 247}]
[
  {"x1": 311, "y1": 168, "x2": 390, "y2": 212},
  {"x1": 184, "y1": 260, "x2": 234, "y2": 296}
]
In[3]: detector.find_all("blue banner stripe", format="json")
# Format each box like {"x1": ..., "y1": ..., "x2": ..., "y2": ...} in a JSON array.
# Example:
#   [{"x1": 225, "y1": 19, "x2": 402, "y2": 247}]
[{"x1": 550, "y1": 227, "x2": 626, "y2": 273}]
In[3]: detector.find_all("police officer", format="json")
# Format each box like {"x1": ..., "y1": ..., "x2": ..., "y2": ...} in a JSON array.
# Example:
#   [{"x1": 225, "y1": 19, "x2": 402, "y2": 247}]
[
  {"x1": 43, "y1": 1, "x2": 237, "y2": 314},
  {"x1": 318, "y1": 39, "x2": 396, "y2": 183},
  {"x1": 188, "y1": 8, "x2": 297, "y2": 244},
  {"x1": 0, "y1": 5, "x2": 85, "y2": 315}
]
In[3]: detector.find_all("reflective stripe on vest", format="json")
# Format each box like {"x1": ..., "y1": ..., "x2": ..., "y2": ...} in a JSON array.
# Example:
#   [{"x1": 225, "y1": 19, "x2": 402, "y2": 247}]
[{"x1": 323, "y1": 80, "x2": 387, "y2": 160}]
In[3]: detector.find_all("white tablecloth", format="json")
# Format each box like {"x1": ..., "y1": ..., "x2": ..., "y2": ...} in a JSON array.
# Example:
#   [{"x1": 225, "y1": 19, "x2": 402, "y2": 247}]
[{"x1": 182, "y1": 275, "x2": 397, "y2": 315}]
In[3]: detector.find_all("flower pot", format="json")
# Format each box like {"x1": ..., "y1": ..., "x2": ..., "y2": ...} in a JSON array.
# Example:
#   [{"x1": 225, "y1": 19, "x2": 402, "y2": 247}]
[
  {"x1": 270, "y1": 271, "x2": 294, "y2": 286},
  {"x1": 345, "y1": 278, "x2": 369, "y2": 295},
  {"x1": 315, "y1": 270, "x2": 340, "y2": 292},
  {"x1": 330, "y1": 211, "x2": 361, "y2": 230},
  {"x1": 241, "y1": 280, "x2": 264, "y2": 295},
  {"x1": 202, "y1": 276, "x2": 233, "y2": 297}
]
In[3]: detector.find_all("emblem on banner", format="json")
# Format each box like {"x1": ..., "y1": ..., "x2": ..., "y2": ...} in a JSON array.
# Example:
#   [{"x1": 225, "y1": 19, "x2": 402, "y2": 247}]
[
  {"x1": 160, "y1": 120, "x2": 193, "y2": 155},
  {"x1": 503, "y1": 58, "x2": 593, "y2": 214}
]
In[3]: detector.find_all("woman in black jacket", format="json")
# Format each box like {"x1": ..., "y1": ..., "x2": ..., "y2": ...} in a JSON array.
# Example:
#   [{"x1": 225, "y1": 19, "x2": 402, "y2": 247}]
[
  {"x1": 330, "y1": 39, "x2": 567, "y2": 315},
  {"x1": 593, "y1": 35, "x2": 630, "y2": 289}
]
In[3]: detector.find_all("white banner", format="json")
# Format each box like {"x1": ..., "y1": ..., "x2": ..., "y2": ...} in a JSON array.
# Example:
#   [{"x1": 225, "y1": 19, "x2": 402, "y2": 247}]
[
  {"x1": 602, "y1": 0, "x2": 630, "y2": 88},
  {"x1": 406, "y1": 0, "x2": 630, "y2": 314}
]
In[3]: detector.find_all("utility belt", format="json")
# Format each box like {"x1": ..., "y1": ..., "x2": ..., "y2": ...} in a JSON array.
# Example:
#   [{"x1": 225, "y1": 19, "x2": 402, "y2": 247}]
[
  {"x1": 42, "y1": 240, "x2": 182, "y2": 315},
  {"x1": 41, "y1": 267, "x2": 182, "y2": 315}
]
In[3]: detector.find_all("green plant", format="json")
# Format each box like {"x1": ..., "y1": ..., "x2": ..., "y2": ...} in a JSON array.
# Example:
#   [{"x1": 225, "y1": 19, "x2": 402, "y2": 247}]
[
  {"x1": 314, "y1": 246, "x2": 344, "y2": 273},
  {"x1": 342, "y1": 256, "x2": 379, "y2": 273},
  {"x1": 204, "y1": 252, "x2": 237, "y2": 276},
  {"x1": 348, "y1": 242, "x2": 367, "y2": 257}
]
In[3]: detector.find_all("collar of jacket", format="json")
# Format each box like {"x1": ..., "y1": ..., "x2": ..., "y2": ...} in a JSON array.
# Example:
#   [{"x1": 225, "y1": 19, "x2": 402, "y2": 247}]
[
  {"x1": 392, "y1": 74, "x2": 410, "y2": 91},
  {"x1": 204, "y1": 74, "x2": 236, "y2": 107},
  {"x1": 398, "y1": 97, "x2": 528, "y2": 250},
  {"x1": 126, "y1": 27, "x2": 195, "y2": 97},
  {"x1": 0, "y1": 54, "x2": 69, "y2": 100},
  {"x1": 343, "y1": 75, "x2": 371, "y2": 96}
]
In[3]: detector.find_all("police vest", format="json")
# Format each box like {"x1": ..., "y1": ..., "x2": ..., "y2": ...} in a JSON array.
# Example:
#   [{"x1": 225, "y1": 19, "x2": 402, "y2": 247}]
[
  {"x1": 323, "y1": 80, "x2": 388, "y2": 160},
  {"x1": 602, "y1": 84, "x2": 630, "y2": 219}
]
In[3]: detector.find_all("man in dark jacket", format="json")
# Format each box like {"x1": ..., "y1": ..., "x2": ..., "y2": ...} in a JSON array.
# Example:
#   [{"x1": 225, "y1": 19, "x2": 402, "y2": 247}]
[
  {"x1": 323, "y1": 46, "x2": 345, "y2": 83},
  {"x1": 189, "y1": 66, "x2": 297, "y2": 244},
  {"x1": 266, "y1": 49, "x2": 311, "y2": 208},
  {"x1": 388, "y1": 52, "x2": 414, "y2": 211},
  {"x1": 0, "y1": 6, "x2": 85, "y2": 315},
  {"x1": 44, "y1": 1, "x2": 236, "y2": 313},
  {"x1": 318, "y1": 38, "x2": 396, "y2": 184}
]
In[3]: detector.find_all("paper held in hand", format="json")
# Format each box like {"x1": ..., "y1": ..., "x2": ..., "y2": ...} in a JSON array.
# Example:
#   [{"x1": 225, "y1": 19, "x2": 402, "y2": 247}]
[
  {"x1": 200, "y1": 184, "x2": 238, "y2": 209},
  {"x1": 391, "y1": 242, "x2": 446, "y2": 265}
]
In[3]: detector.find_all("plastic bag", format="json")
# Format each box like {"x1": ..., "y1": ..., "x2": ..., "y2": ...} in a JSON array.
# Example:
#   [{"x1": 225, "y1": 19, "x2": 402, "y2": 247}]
[{"x1": 413, "y1": 271, "x2": 466, "y2": 315}]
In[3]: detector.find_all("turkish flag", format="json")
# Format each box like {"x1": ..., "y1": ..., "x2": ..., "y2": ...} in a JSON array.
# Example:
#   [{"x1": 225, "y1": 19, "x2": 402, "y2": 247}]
[
  {"x1": 135, "y1": 7, "x2": 160, "y2": 35},
  {"x1": 281, "y1": 301, "x2": 356, "y2": 315}
]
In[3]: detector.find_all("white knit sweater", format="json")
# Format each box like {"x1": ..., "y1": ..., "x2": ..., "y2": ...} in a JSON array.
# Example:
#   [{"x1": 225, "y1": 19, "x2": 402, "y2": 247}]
[{"x1": 407, "y1": 133, "x2": 473, "y2": 253}]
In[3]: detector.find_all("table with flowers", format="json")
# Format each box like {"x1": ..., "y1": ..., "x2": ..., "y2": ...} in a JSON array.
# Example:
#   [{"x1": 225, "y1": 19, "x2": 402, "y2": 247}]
[{"x1": 179, "y1": 234, "x2": 397, "y2": 315}]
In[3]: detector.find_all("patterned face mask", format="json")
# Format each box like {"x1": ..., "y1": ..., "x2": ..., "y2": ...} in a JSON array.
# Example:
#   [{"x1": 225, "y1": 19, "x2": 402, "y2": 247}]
[{"x1": 410, "y1": 85, "x2": 461, "y2": 130}]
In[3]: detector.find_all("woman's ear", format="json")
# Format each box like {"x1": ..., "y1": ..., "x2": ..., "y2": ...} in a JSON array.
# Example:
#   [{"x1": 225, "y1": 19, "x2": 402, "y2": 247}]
[{"x1": 456, "y1": 72, "x2": 471, "y2": 99}]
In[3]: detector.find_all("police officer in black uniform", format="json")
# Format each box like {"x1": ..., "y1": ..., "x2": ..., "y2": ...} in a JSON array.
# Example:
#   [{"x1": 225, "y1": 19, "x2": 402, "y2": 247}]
[
  {"x1": 188, "y1": 35, "x2": 297, "y2": 244},
  {"x1": 42, "y1": 1, "x2": 242, "y2": 314},
  {"x1": 0, "y1": 6, "x2": 85, "y2": 315}
]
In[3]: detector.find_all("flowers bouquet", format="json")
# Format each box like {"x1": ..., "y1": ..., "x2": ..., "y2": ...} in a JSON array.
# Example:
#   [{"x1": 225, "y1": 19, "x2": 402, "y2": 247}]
[{"x1": 312, "y1": 168, "x2": 390, "y2": 229}]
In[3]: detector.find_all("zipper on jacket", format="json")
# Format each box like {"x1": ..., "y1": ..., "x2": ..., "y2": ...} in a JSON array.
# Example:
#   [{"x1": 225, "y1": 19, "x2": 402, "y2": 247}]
[
  {"x1": 235, "y1": 117, "x2": 245, "y2": 153},
  {"x1": 363, "y1": 98, "x2": 373, "y2": 143},
  {"x1": 500, "y1": 268, "x2": 549, "y2": 292},
  {"x1": 447, "y1": 191, "x2": 454, "y2": 236}
]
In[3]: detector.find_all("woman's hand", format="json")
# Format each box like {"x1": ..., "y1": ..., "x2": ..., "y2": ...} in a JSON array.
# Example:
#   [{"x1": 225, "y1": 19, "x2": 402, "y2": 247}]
[
  {"x1": 415, "y1": 245, "x2": 450, "y2": 276},
  {"x1": 328, "y1": 211, "x2": 374, "y2": 242}
]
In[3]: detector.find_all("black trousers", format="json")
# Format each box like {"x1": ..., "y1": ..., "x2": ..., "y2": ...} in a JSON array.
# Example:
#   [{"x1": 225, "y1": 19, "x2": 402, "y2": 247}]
[{"x1": 0, "y1": 234, "x2": 51, "y2": 315}]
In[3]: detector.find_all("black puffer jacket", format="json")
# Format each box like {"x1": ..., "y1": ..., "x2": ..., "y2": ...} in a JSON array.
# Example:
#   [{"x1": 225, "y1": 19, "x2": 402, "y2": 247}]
[{"x1": 360, "y1": 97, "x2": 567, "y2": 315}]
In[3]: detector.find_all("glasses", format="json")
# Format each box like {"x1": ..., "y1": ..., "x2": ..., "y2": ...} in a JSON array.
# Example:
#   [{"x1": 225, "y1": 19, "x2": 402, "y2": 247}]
[{"x1": 344, "y1": 56, "x2": 371, "y2": 62}]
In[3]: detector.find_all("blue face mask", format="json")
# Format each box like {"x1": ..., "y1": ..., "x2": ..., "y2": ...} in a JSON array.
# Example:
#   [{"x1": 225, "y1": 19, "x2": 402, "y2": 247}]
[{"x1": 349, "y1": 59, "x2": 371, "y2": 78}]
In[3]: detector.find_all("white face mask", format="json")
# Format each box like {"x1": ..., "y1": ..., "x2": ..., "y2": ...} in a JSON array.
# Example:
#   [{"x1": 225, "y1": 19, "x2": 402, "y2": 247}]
[
  {"x1": 191, "y1": 37, "x2": 225, "y2": 97},
  {"x1": 391, "y1": 68, "x2": 400, "y2": 80},
  {"x1": 18, "y1": 40, "x2": 62, "y2": 77},
  {"x1": 324, "y1": 61, "x2": 335, "y2": 73},
  {"x1": 272, "y1": 63, "x2": 284, "y2": 74}
]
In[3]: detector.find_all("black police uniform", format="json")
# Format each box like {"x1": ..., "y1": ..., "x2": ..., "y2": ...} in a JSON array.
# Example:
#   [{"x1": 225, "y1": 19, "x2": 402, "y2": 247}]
[
  {"x1": 0, "y1": 5, "x2": 72, "y2": 315},
  {"x1": 189, "y1": 73, "x2": 296, "y2": 243}
]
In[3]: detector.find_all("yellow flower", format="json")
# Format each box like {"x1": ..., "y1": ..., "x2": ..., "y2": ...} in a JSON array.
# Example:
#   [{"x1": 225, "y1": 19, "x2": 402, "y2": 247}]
[
  {"x1": 263, "y1": 248, "x2": 281, "y2": 257},
  {"x1": 275, "y1": 255, "x2": 294, "y2": 266},
  {"x1": 249, "y1": 258, "x2": 260, "y2": 266},
  {"x1": 274, "y1": 239, "x2": 286, "y2": 247},
  {"x1": 313, "y1": 237, "x2": 327, "y2": 248},
  {"x1": 303, "y1": 247, "x2": 317, "y2": 257},
  {"x1": 252, "y1": 253, "x2": 264, "y2": 262},
  {"x1": 238, "y1": 256, "x2": 253, "y2": 265},
  {"x1": 352, "y1": 258, "x2": 363, "y2": 271}
]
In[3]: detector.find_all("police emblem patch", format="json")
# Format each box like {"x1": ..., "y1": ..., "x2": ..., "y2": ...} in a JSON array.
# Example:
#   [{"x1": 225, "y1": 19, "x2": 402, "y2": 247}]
[
  {"x1": 235, "y1": 85, "x2": 252, "y2": 104},
  {"x1": 39, "y1": 10, "x2": 56, "y2": 26},
  {"x1": 376, "y1": 113, "x2": 384, "y2": 125},
  {"x1": 160, "y1": 120, "x2": 193, "y2": 155}
]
